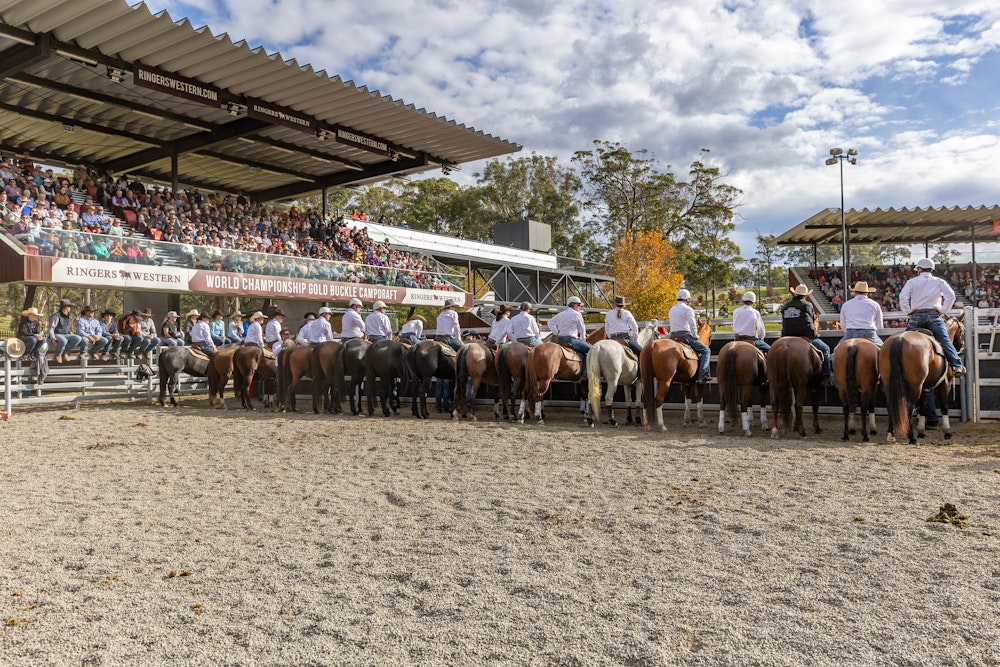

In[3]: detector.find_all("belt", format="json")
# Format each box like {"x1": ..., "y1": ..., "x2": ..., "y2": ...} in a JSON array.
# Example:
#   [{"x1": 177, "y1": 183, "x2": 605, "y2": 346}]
[
  {"x1": 734, "y1": 334, "x2": 757, "y2": 341},
  {"x1": 265, "y1": 339, "x2": 278, "y2": 345},
  {"x1": 609, "y1": 332, "x2": 630, "y2": 339},
  {"x1": 910, "y1": 309, "x2": 939, "y2": 314}
]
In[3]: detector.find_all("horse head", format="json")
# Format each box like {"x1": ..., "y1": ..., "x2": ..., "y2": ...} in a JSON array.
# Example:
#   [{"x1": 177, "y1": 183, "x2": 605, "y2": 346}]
[{"x1": 697, "y1": 318, "x2": 712, "y2": 345}]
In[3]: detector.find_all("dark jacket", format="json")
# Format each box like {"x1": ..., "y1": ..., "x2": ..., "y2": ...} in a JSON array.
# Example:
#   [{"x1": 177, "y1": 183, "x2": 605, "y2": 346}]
[
  {"x1": 18, "y1": 317, "x2": 40, "y2": 337},
  {"x1": 780, "y1": 296, "x2": 818, "y2": 338}
]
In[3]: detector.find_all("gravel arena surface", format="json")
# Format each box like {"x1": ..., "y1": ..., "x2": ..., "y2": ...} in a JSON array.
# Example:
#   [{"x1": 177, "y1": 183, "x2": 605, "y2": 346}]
[{"x1": 1, "y1": 399, "x2": 999, "y2": 666}]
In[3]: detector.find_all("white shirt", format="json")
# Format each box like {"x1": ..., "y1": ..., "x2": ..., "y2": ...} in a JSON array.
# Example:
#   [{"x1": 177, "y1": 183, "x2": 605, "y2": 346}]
[
  {"x1": 245, "y1": 321, "x2": 264, "y2": 346},
  {"x1": 299, "y1": 316, "x2": 334, "y2": 344},
  {"x1": 488, "y1": 315, "x2": 512, "y2": 343},
  {"x1": 341, "y1": 308, "x2": 365, "y2": 338},
  {"x1": 899, "y1": 272, "x2": 956, "y2": 314},
  {"x1": 604, "y1": 307, "x2": 638, "y2": 337},
  {"x1": 365, "y1": 311, "x2": 393, "y2": 337},
  {"x1": 400, "y1": 319, "x2": 423, "y2": 337},
  {"x1": 271, "y1": 337, "x2": 284, "y2": 357},
  {"x1": 190, "y1": 321, "x2": 215, "y2": 350},
  {"x1": 668, "y1": 302, "x2": 697, "y2": 335},
  {"x1": 732, "y1": 304, "x2": 766, "y2": 339},
  {"x1": 510, "y1": 311, "x2": 540, "y2": 340},
  {"x1": 264, "y1": 318, "x2": 283, "y2": 344},
  {"x1": 436, "y1": 308, "x2": 461, "y2": 339},
  {"x1": 547, "y1": 307, "x2": 586, "y2": 339},
  {"x1": 839, "y1": 295, "x2": 884, "y2": 331}
]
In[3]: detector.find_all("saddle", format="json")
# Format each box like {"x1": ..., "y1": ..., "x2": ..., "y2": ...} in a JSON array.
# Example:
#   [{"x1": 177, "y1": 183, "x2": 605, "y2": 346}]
[
  {"x1": 556, "y1": 342, "x2": 584, "y2": 364},
  {"x1": 610, "y1": 338, "x2": 639, "y2": 363},
  {"x1": 735, "y1": 340, "x2": 767, "y2": 366},
  {"x1": 433, "y1": 339, "x2": 459, "y2": 357},
  {"x1": 668, "y1": 336, "x2": 699, "y2": 361},
  {"x1": 189, "y1": 347, "x2": 211, "y2": 362},
  {"x1": 910, "y1": 328, "x2": 946, "y2": 358}
]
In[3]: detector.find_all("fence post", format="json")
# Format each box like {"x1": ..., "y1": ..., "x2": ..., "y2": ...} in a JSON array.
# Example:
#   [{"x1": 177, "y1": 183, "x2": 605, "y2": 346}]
[
  {"x1": 965, "y1": 305, "x2": 977, "y2": 423},
  {"x1": 3, "y1": 356, "x2": 11, "y2": 416}
]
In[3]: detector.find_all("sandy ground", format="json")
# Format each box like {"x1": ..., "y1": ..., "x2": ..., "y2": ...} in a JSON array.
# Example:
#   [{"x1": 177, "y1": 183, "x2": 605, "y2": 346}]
[{"x1": 1, "y1": 398, "x2": 999, "y2": 666}]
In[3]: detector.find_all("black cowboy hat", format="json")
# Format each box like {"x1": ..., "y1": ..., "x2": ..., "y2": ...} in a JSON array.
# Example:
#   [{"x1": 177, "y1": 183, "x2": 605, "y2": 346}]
[
  {"x1": 198, "y1": 313, "x2": 210, "y2": 320},
  {"x1": 271, "y1": 309, "x2": 286, "y2": 317},
  {"x1": 81, "y1": 304, "x2": 95, "y2": 313},
  {"x1": 211, "y1": 310, "x2": 224, "y2": 317},
  {"x1": 101, "y1": 309, "x2": 116, "y2": 317},
  {"x1": 58, "y1": 298, "x2": 73, "y2": 308}
]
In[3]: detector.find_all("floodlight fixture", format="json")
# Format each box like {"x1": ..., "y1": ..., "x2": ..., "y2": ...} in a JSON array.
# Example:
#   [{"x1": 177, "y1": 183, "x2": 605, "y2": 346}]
[
  {"x1": 829, "y1": 148, "x2": 843, "y2": 156},
  {"x1": 106, "y1": 66, "x2": 128, "y2": 83},
  {"x1": 226, "y1": 102, "x2": 246, "y2": 117}
]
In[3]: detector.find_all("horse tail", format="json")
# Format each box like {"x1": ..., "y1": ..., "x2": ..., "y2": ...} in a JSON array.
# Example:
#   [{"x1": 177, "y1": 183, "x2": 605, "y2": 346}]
[
  {"x1": 721, "y1": 346, "x2": 742, "y2": 426},
  {"x1": 845, "y1": 342, "x2": 859, "y2": 412},
  {"x1": 398, "y1": 343, "x2": 416, "y2": 392},
  {"x1": 641, "y1": 344, "x2": 657, "y2": 426},
  {"x1": 454, "y1": 345, "x2": 469, "y2": 412},
  {"x1": 524, "y1": 349, "x2": 538, "y2": 412},
  {"x1": 770, "y1": 344, "x2": 794, "y2": 432},
  {"x1": 587, "y1": 344, "x2": 603, "y2": 423},
  {"x1": 885, "y1": 336, "x2": 910, "y2": 439}
]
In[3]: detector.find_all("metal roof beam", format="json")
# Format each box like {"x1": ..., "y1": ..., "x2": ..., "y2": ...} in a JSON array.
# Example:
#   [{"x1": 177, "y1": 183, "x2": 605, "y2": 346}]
[
  {"x1": 195, "y1": 149, "x2": 314, "y2": 181},
  {"x1": 104, "y1": 118, "x2": 271, "y2": 172},
  {"x1": 0, "y1": 100, "x2": 159, "y2": 145},
  {"x1": 0, "y1": 35, "x2": 50, "y2": 80},
  {"x1": 250, "y1": 155, "x2": 428, "y2": 201}
]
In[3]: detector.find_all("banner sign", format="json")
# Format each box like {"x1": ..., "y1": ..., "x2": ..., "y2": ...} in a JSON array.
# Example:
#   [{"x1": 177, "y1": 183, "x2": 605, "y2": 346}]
[
  {"x1": 43, "y1": 258, "x2": 468, "y2": 308},
  {"x1": 993, "y1": 219, "x2": 1000, "y2": 235},
  {"x1": 333, "y1": 126, "x2": 391, "y2": 156},
  {"x1": 133, "y1": 63, "x2": 222, "y2": 107},
  {"x1": 247, "y1": 97, "x2": 316, "y2": 134}
]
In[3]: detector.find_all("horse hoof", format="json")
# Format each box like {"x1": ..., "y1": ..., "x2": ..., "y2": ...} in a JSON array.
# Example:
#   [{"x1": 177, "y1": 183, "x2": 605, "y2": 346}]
[
  {"x1": 869, "y1": 429, "x2": 878, "y2": 435},
  {"x1": 944, "y1": 432, "x2": 953, "y2": 440},
  {"x1": 718, "y1": 430, "x2": 725, "y2": 436},
  {"x1": 770, "y1": 428, "x2": 779, "y2": 440},
  {"x1": 886, "y1": 434, "x2": 896, "y2": 443},
  {"x1": 643, "y1": 425, "x2": 650, "y2": 432},
  {"x1": 744, "y1": 430, "x2": 752, "y2": 437},
  {"x1": 849, "y1": 429, "x2": 857, "y2": 435},
  {"x1": 470, "y1": 415, "x2": 478, "y2": 422},
  {"x1": 698, "y1": 421, "x2": 707, "y2": 428},
  {"x1": 537, "y1": 419, "x2": 545, "y2": 426},
  {"x1": 842, "y1": 435, "x2": 849, "y2": 441}
]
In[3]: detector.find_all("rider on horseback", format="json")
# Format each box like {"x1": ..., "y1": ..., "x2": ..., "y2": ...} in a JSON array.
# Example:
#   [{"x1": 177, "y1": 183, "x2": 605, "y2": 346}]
[
  {"x1": 340, "y1": 298, "x2": 366, "y2": 341},
  {"x1": 511, "y1": 302, "x2": 543, "y2": 346},
  {"x1": 190, "y1": 313, "x2": 217, "y2": 357},
  {"x1": 780, "y1": 285, "x2": 831, "y2": 385},
  {"x1": 732, "y1": 291, "x2": 769, "y2": 353},
  {"x1": 605, "y1": 295, "x2": 643, "y2": 358},
  {"x1": 668, "y1": 289, "x2": 712, "y2": 384},
  {"x1": 487, "y1": 304, "x2": 513, "y2": 348},
  {"x1": 299, "y1": 307, "x2": 335, "y2": 344},
  {"x1": 899, "y1": 257, "x2": 966, "y2": 377},
  {"x1": 839, "y1": 281, "x2": 883, "y2": 348},
  {"x1": 435, "y1": 299, "x2": 463, "y2": 351},
  {"x1": 548, "y1": 296, "x2": 591, "y2": 377},
  {"x1": 399, "y1": 314, "x2": 425, "y2": 344},
  {"x1": 244, "y1": 312, "x2": 266, "y2": 347},
  {"x1": 365, "y1": 301, "x2": 393, "y2": 342}
]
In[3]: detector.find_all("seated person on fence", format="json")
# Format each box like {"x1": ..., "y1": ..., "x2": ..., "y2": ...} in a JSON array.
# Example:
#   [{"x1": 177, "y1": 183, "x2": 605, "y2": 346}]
[
  {"x1": 117, "y1": 309, "x2": 142, "y2": 358},
  {"x1": 99, "y1": 309, "x2": 127, "y2": 359},
  {"x1": 365, "y1": 301, "x2": 393, "y2": 342},
  {"x1": 668, "y1": 290, "x2": 711, "y2": 383},
  {"x1": 135, "y1": 308, "x2": 161, "y2": 360},
  {"x1": 49, "y1": 298, "x2": 84, "y2": 363},
  {"x1": 17, "y1": 307, "x2": 45, "y2": 358},
  {"x1": 487, "y1": 304, "x2": 513, "y2": 348},
  {"x1": 604, "y1": 295, "x2": 643, "y2": 357},
  {"x1": 510, "y1": 302, "x2": 543, "y2": 346},
  {"x1": 244, "y1": 312, "x2": 266, "y2": 347},
  {"x1": 839, "y1": 281, "x2": 884, "y2": 348},
  {"x1": 160, "y1": 311, "x2": 184, "y2": 347},
  {"x1": 399, "y1": 314, "x2": 425, "y2": 345},
  {"x1": 547, "y1": 296, "x2": 591, "y2": 376},
  {"x1": 435, "y1": 299, "x2": 463, "y2": 352},
  {"x1": 228, "y1": 311, "x2": 245, "y2": 345},
  {"x1": 732, "y1": 291, "x2": 769, "y2": 353},
  {"x1": 190, "y1": 313, "x2": 217, "y2": 357},
  {"x1": 209, "y1": 310, "x2": 230, "y2": 345},
  {"x1": 780, "y1": 285, "x2": 832, "y2": 385},
  {"x1": 76, "y1": 305, "x2": 108, "y2": 360}
]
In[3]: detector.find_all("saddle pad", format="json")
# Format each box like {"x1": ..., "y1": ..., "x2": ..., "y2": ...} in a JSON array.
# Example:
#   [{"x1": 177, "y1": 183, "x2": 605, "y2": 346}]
[
  {"x1": 559, "y1": 345, "x2": 583, "y2": 363},
  {"x1": 911, "y1": 328, "x2": 945, "y2": 357},
  {"x1": 189, "y1": 347, "x2": 211, "y2": 361},
  {"x1": 262, "y1": 348, "x2": 274, "y2": 359},
  {"x1": 611, "y1": 339, "x2": 639, "y2": 362},
  {"x1": 669, "y1": 337, "x2": 699, "y2": 361},
  {"x1": 434, "y1": 340, "x2": 459, "y2": 357}
]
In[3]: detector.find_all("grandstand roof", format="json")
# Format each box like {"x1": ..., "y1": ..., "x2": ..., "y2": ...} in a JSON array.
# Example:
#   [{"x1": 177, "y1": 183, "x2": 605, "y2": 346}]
[
  {"x1": 0, "y1": 0, "x2": 520, "y2": 202},
  {"x1": 774, "y1": 205, "x2": 1000, "y2": 247}
]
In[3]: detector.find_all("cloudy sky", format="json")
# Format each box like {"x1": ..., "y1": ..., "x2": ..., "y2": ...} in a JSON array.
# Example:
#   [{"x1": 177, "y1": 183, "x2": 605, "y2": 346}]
[{"x1": 145, "y1": 0, "x2": 1000, "y2": 256}]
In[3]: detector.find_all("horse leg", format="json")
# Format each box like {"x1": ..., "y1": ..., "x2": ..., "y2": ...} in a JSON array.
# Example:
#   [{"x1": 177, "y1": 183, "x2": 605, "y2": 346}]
[
  {"x1": 842, "y1": 401, "x2": 851, "y2": 441},
  {"x1": 655, "y1": 379, "x2": 670, "y2": 433},
  {"x1": 794, "y1": 385, "x2": 806, "y2": 438},
  {"x1": 468, "y1": 379, "x2": 481, "y2": 421},
  {"x1": 605, "y1": 374, "x2": 618, "y2": 427},
  {"x1": 811, "y1": 385, "x2": 822, "y2": 435},
  {"x1": 420, "y1": 379, "x2": 431, "y2": 419},
  {"x1": 696, "y1": 385, "x2": 706, "y2": 428},
  {"x1": 938, "y1": 385, "x2": 952, "y2": 440},
  {"x1": 244, "y1": 369, "x2": 256, "y2": 411}
]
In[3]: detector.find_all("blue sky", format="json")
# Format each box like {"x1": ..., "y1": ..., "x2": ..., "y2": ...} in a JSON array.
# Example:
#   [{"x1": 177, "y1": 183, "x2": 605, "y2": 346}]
[{"x1": 145, "y1": 1, "x2": 1000, "y2": 258}]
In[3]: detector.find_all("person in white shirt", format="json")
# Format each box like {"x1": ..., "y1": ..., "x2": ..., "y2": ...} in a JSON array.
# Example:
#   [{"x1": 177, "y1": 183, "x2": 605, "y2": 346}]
[
  {"x1": 667, "y1": 289, "x2": 711, "y2": 383},
  {"x1": 487, "y1": 304, "x2": 513, "y2": 348},
  {"x1": 510, "y1": 302, "x2": 542, "y2": 346},
  {"x1": 547, "y1": 296, "x2": 591, "y2": 366},
  {"x1": 264, "y1": 310, "x2": 285, "y2": 349},
  {"x1": 839, "y1": 281, "x2": 884, "y2": 348},
  {"x1": 295, "y1": 313, "x2": 317, "y2": 346},
  {"x1": 244, "y1": 312, "x2": 265, "y2": 347},
  {"x1": 899, "y1": 257, "x2": 965, "y2": 375},
  {"x1": 435, "y1": 299, "x2": 463, "y2": 351},
  {"x1": 300, "y1": 307, "x2": 335, "y2": 344},
  {"x1": 732, "y1": 291, "x2": 769, "y2": 353},
  {"x1": 399, "y1": 314, "x2": 425, "y2": 345},
  {"x1": 190, "y1": 314, "x2": 216, "y2": 356},
  {"x1": 365, "y1": 301, "x2": 393, "y2": 342},
  {"x1": 604, "y1": 295, "x2": 643, "y2": 357},
  {"x1": 341, "y1": 298, "x2": 366, "y2": 340}
]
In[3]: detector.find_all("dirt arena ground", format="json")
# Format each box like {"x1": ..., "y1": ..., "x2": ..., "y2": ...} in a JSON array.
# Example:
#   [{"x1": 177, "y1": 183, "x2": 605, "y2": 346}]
[{"x1": 1, "y1": 399, "x2": 998, "y2": 666}]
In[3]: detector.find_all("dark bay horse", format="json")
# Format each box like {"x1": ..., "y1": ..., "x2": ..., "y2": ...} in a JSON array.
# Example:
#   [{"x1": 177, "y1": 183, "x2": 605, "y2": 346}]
[
  {"x1": 311, "y1": 341, "x2": 342, "y2": 414},
  {"x1": 157, "y1": 345, "x2": 210, "y2": 407},
  {"x1": 833, "y1": 337, "x2": 880, "y2": 441},
  {"x1": 716, "y1": 340, "x2": 768, "y2": 437},
  {"x1": 338, "y1": 338, "x2": 371, "y2": 416},
  {"x1": 232, "y1": 345, "x2": 277, "y2": 411},
  {"x1": 767, "y1": 336, "x2": 823, "y2": 439},
  {"x1": 496, "y1": 342, "x2": 530, "y2": 422},
  {"x1": 640, "y1": 319, "x2": 712, "y2": 431},
  {"x1": 400, "y1": 340, "x2": 456, "y2": 419},
  {"x1": 206, "y1": 347, "x2": 239, "y2": 409},
  {"x1": 879, "y1": 316, "x2": 964, "y2": 444},
  {"x1": 278, "y1": 344, "x2": 313, "y2": 413},
  {"x1": 522, "y1": 330, "x2": 604, "y2": 425},
  {"x1": 366, "y1": 339, "x2": 404, "y2": 417},
  {"x1": 452, "y1": 342, "x2": 501, "y2": 421}
]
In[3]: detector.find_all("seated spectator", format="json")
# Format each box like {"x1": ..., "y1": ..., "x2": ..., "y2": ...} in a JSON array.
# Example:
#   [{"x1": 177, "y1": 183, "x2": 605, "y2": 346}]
[
  {"x1": 76, "y1": 305, "x2": 108, "y2": 360},
  {"x1": 159, "y1": 311, "x2": 184, "y2": 347},
  {"x1": 228, "y1": 311, "x2": 245, "y2": 344},
  {"x1": 48, "y1": 298, "x2": 84, "y2": 363},
  {"x1": 135, "y1": 308, "x2": 161, "y2": 360},
  {"x1": 209, "y1": 310, "x2": 229, "y2": 345},
  {"x1": 17, "y1": 307, "x2": 45, "y2": 358},
  {"x1": 99, "y1": 309, "x2": 128, "y2": 360}
]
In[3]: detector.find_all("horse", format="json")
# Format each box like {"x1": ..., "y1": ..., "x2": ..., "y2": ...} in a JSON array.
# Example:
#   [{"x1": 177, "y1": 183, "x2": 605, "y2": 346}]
[
  {"x1": 310, "y1": 341, "x2": 342, "y2": 414},
  {"x1": 337, "y1": 338, "x2": 371, "y2": 416},
  {"x1": 833, "y1": 338, "x2": 880, "y2": 441},
  {"x1": 495, "y1": 342, "x2": 531, "y2": 422},
  {"x1": 766, "y1": 336, "x2": 823, "y2": 439},
  {"x1": 640, "y1": 319, "x2": 713, "y2": 432},
  {"x1": 880, "y1": 315, "x2": 964, "y2": 444},
  {"x1": 231, "y1": 345, "x2": 277, "y2": 411},
  {"x1": 586, "y1": 321, "x2": 658, "y2": 427},
  {"x1": 206, "y1": 347, "x2": 239, "y2": 409},
  {"x1": 452, "y1": 342, "x2": 502, "y2": 421},
  {"x1": 278, "y1": 343, "x2": 320, "y2": 413},
  {"x1": 365, "y1": 339, "x2": 405, "y2": 417},
  {"x1": 157, "y1": 345, "x2": 210, "y2": 407},
  {"x1": 716, "y1": 340, "x2": 768, "y2": 437},
  {"x1": 522, "y1": 330, "x2": 604, "y2": 425},
  {"x1": 399, "y1": 340, "x2": 456, "y2": 419}
]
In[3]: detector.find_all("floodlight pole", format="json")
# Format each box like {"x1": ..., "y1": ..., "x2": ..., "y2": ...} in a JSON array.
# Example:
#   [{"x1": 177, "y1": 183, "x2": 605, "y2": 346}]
[{"x1": 826, "y1": 148, "x2": 858, "y2": 290}]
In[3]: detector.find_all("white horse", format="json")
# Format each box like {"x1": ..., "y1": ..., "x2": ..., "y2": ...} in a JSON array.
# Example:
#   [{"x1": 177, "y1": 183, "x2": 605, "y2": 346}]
[{"x1": 586, "y1": 320, "x2": 659, "y2": 427}]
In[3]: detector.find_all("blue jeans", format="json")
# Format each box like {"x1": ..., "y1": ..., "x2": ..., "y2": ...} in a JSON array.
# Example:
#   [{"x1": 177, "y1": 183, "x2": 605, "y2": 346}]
[
  {"x1": 611, "y1": 332, "x2": 644, "y2": 357},
  {"x1": 368, "y1": 334, "x2": 388, "y2": 342},
  {"x1": 400, "y1": 333, "x2": 419, "y2": 345},
  {"x1": 443, "y1": 336, "x2": 462, "y2": 351},
  {"x1": 735, "y1": 335, "x2": 770, "y2": 352},
  {"x1": 557, "y1": 336, "x2": 590, "y2": 375},
  {"x1": 160, "y1": 337, "x2": 181, "y2": 347},
  {"x1": 211, "y1": 334, "x2": 226, "y2": 346},
  {"x1": 842, "y1": 329, "x2": 883, "y2": 349},
  {"x1": 102, "y1": 335, "x2": 126, "y2": 355},
  {"x1": 136, "y1": 336, "x2": 160, "y2": 354},
  {"x1": 435, "y1": 379, "x2": 452, "y2": 410},
  {"x1": 19, "y1": 336, "x2": 42, "y2": 356},
  {"x1": 671, "y1": 332, "x2": 711, "y2": 380},
  {"x1": 52, "y1": 333, "x2": 83, "y2": 357},
  {"x1": 196, "y1": 343, "x2": 215, "y2": 356},
  {"x1": 517, "y1": 336, "x2": 542, "y2": 347},
  {"x1": 811, "y1": 338, "x2": 832, "y2": 376},
  {"x1": 906, "y1": 311, "x2": 964, "y2": 368},
  {"x1": 80, "y1": 337, "x2": 108, "y2": 355}
]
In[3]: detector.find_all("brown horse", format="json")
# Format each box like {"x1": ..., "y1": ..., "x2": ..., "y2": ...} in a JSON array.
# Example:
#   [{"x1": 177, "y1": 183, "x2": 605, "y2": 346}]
[
  {"x1": 640, "y1": 319, "x2": 712, "y2": 432},
  {"x1": 767, "y1": 336, "x2": 823, "y2": 439},
  {"x1": 206, "y1": 347, "x2": 238, "y2": 409},
  {"x1": 716, "y1": 340, "x2": 768, "y2": 437},
  {"x1": 495, "y1": 341, "x2": 531, "y2": 422},
  {"x1": 522, "y1": 330, "x2": 604, "y2": 425},
  {"x1": 452, "y1": 341, "x2": 501, "y2": 420},
  {"x1": 311, "y1": 341, "x2": 342, "y2": 414},
  {"x1": 232, "y1": 345, "x2": 277, "y2": 411},
  {"x1": 278, "y1": 343, "x2": 315, "y2": 413},
  {"x1": 833, "y1": 338, "x2": 880, "y2": 441}
]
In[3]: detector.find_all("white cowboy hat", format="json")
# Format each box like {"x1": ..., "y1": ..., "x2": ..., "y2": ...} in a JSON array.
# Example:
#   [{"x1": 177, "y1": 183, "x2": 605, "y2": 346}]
[
  {"x1": 850, "y1": 281, "x2": 877, "y2": 294},
  {"x1": 3, "y1": 337, "x2": 25, "y2": 359},
  {"x1": 249, "y1": 311, "x2": 265, "y2": 321},
  {"x1": 21, "y1": 307, "x2": 39, "y2": 316},
  {"x1": 185, "y1": 309, "x2": 200, "y2": 318},
  {"x1": 792, "y1": 285, "x2": 812, "y2": 296}
]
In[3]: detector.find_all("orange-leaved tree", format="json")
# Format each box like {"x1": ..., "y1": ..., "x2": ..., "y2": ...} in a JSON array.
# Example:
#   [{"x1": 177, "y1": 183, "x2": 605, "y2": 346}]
[{"x1": 614, "y1": 230, "x2": 684, "y2": 321}]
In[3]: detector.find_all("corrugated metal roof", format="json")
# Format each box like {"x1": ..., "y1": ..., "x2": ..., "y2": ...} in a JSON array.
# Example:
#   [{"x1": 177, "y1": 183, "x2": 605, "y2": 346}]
[
  {"x1": 0, "y1": 0, "x2": 519, "y2": 200},
  {"x1": 774, "y1": 205, "x2": 1000, "y2": 246}
]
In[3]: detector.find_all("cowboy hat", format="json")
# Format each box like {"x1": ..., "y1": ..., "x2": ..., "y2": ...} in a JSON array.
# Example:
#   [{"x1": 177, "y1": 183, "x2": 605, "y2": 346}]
[
  {"x1": 791, "y1": 285, "x2": 812, "y2": 296},
  {"x1": 231, "y1": 310, "x2": 244, "y2": 318},
  {"x1": 58, "y1": 298, "x2": 73, "y2": 308},
  {"x1": 101, "y1": 309, "x2": 116, "y2": 317},
  {"x1": 915, "y1": 257, "x2": 935, "y2": 271},
  {"x1": 850, "y1": 281, "x2": 877, "y2": 293},
  {"x1": 271, "y1": 309, "x2": 286, "y2": 317},
  {"x1": 211, "y1": 310, "x2": 224, "y2": 318},
  {"x1": 81, "y1": 304, "x2": 95, "y2": 313},
  {"x1": 165, "y1": 311, "x2": 178, "y2": 318},
  {"x1": 140, "y1": 308, "x2": 153, "y2": 316},
  {"x1": 444, "y1": 298, "x2": 458, "y2": 308},
  {"x1": 613, "y1": 295, "x2": 629, "y2": 307},
  {"x1": 408, "y1": 314, "x2": 427, "y2": 324},
  {"x1": 185, "y1": 309, "x2": 200, "y2": 318},
  {"x1": 249, "y1": 311, "x2": 265, "y2": 321},
  {"x1": 21, "y1": 307, "x2": 39, "y2": 316},
  {"x1": 3, "y1": 337, "x2": 25, "y2": 359}
]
